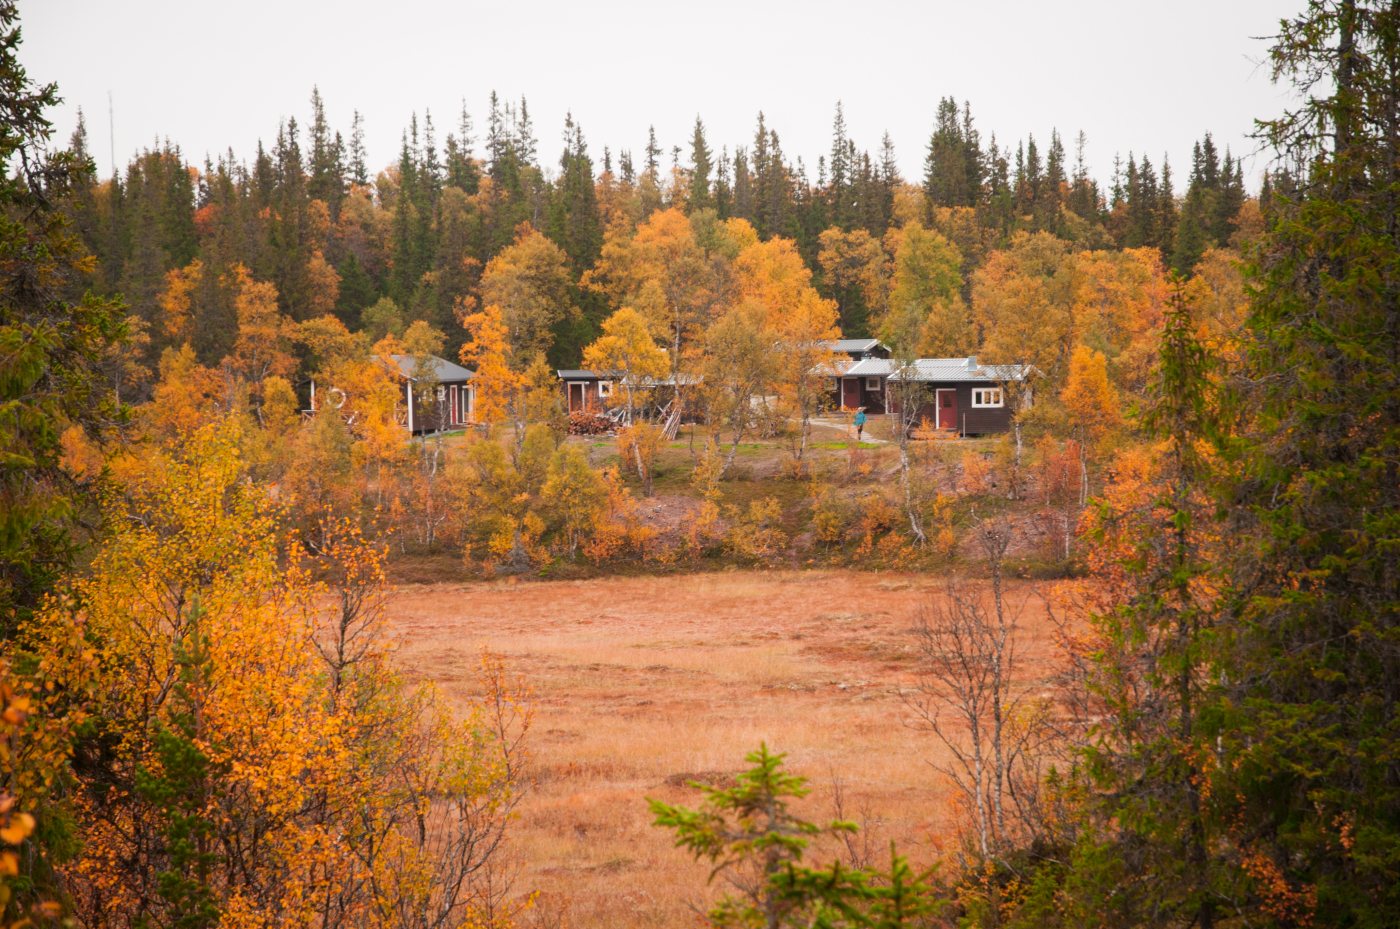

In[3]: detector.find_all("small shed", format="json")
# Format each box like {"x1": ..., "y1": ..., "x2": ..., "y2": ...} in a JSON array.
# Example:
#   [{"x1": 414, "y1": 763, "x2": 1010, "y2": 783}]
[
  {"x1": 831, "y1": 356, "x2": 1033, "y2": 435},
  {"x1": 558, "y1": 369, "x2": 616, "y2": 413},
  {"x1": 557, "y1": 369, "x2": 702, "y2": 414}
]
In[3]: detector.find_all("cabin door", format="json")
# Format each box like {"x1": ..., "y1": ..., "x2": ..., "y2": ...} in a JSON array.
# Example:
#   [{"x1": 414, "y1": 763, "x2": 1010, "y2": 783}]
[
  {"x1": 448, "y1": 386, "x2": 458, "y2": 425},
  {"x1": 842, "y1": 378, "x2": 860, "y2": 410},
  {"x1": 936, "y1": 388, "x2": 958, "y2": 431},
  {"x1": 568, "y1": 382, "x2": 585, "y2": 412}
]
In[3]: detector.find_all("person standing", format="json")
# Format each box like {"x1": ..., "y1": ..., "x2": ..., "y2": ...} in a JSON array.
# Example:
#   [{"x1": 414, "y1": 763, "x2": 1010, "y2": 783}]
[{"x1": 853, "y1": 408, "x2": 867, "y2": 442}]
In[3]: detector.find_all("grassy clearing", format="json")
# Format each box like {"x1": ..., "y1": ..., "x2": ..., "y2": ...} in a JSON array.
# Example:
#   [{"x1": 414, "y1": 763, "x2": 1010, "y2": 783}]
[{"x1": 391, "y1": 571, "x2": 1064, "y2": 929}]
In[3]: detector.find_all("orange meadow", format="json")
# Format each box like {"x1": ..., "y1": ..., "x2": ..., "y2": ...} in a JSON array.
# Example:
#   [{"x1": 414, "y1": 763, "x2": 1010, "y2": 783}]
[{"x1": 391, "y1": 570, "x2": 1062, "y2": 929}]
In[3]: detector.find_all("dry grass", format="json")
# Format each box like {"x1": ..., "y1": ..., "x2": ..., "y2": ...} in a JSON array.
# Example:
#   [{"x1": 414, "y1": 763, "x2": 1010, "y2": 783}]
[{"x1": 390, "y1": 570, "x2": 1061, "y2": 929}]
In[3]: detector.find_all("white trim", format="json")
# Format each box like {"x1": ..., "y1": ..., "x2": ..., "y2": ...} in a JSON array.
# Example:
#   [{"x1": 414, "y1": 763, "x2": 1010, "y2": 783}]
[
  {"x1": 971, "y1": 388, "x2": 1004, "y2": 408},
  {"x1": 406, "y1": 381, "x2": 414, "y2": 432},
  {"x1": 865, "y1": 376, "x2": 882, "y2": 392},
  {"x1": 597, "y1": 379, "x2": 613, "y2": 399}
]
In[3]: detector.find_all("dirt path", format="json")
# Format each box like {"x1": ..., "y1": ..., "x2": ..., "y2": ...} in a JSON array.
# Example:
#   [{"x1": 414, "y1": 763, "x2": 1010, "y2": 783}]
[{"x1": 391, "y1": 570, "x2": 1059, "y2": 929}]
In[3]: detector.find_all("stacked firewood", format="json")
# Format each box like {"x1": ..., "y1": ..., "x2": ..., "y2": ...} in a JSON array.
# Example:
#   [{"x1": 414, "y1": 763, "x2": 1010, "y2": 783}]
[{"x1": 568, "y1": 411, "x2": 614, "y2": 435}]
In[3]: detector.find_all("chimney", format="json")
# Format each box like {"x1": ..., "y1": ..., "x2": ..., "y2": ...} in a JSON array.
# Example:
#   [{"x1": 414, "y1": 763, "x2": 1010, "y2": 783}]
[{"x1": 966, "y1": 356, "x2": 978, "y2": 369}]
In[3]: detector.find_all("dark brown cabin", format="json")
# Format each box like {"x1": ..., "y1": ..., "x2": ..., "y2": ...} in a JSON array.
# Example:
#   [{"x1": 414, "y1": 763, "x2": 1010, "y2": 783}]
[
  {"x1": 830, "y1": 356, "x2": 1032, "y2": 435},
  {"x1": 377, "y1": 354, "x2": 477, "y2": 434}
]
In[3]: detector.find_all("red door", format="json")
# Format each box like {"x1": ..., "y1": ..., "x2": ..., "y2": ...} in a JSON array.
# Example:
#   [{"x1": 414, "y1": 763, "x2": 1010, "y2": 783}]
[
  {"x1": 842, "y1": 378, "x2": 859, "y2": 410},
  {"x1": 936, "y1": 389, "x2": 958, "y2": 431},
  {"x1": 568, "y1": 383, "x2": 584, "y2": 412}
]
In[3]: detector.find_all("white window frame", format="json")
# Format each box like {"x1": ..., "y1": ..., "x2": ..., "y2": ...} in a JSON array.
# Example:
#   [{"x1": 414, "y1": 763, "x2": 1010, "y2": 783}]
[
  {"x1": 971, "y1": 388, "x2": 1004, "y2": 408},
  {"x1": 865, "y1": 376, "x2": 882, "y2": 392},
  {"x1": 597, "y1": 379, "x2": 614, "y2": 399}
]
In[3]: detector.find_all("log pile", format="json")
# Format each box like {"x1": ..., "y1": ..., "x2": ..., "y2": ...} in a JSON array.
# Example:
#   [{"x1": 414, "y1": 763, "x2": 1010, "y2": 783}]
[{"x1": 568, "y1": 411, "x2": 614, "y2": 435}]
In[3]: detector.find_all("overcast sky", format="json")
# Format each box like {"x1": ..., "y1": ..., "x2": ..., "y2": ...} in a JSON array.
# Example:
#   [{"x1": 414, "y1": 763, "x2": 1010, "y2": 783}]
[{"x1": 23, "y1": 0, "x2": 1301, "y2": 194}]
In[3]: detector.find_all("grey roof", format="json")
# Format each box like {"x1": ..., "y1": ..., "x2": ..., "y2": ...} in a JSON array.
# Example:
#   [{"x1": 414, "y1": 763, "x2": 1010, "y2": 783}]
[
  {"x1": 557, "y1": 369, "x2": 701, "y2": 386},
  {"x1": 375, "y1": 354, "x2": 475, "y2": 382},
  {"x1": 839, "y1": 356, "x2": 1033, "y2": 383},
  {"x1": 831, "y1": 338, "x2": 886, "y2": 353}
]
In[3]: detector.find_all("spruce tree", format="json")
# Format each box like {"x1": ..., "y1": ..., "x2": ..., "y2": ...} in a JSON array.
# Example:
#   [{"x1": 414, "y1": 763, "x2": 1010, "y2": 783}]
[
  {"x1": 714, "y1": 146, "x2": 732, "y2": 219},
  {"x1": 515, "y1": 95, "x2": 537, "y2": 166},
  {"x1": 829, "y1": 102, "x2": 851, "y2": 228},
  {"x1": 307, "y1": 86, "x2": 345, "y2": 216},
  {"x1": 347, "y1": 109, "x2": 368, "y2": 186},
  {"x1": 445, "y1": 99, "x2": 480, "y2": 193},
  {"x1": 732, "y1": 145, "x2": 753, "y2": 221},
  {"x1": 923, "y1": 97, "x2": 971, "y2": 210},
  {"x1": 1217, "y1": 4, "x2": 1400, "y2": 917},
  {"x1": 0, "y1": 0, "x2": 128, "y2": 641},
  {"x1": 1157, "y1": 155, "x2": 1177, "y2": 256},
  {"x1": 1171, "y1": 190, "x2": 1209, "y2": 274},
  {"x1": 687, "y1": 115, "x2": 712, "y2": 213}
]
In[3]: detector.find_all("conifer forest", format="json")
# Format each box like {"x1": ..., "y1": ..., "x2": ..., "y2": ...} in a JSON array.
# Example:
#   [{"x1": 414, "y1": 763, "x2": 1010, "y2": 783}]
[{"x1": 2, "y1": 1, "x2": 1398, "y2": 927}]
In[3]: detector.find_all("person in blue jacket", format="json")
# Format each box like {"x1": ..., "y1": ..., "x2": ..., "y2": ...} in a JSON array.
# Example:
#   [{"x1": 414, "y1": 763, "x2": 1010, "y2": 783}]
[{"x1": 853, "y1": 407, "x2": 867, "y2": 442}]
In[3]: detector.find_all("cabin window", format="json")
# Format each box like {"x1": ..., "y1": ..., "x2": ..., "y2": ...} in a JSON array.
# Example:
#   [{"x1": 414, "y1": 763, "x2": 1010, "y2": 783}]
[
  {"x1": 972, "y1": 388, "x2": 1003, "y2": 408},
  {"x1": 597, "y1": 380, "x2": 613, "y2": 398},
  {"x1": 865, "y1": 377, "x2": 881, "y2": 392}
]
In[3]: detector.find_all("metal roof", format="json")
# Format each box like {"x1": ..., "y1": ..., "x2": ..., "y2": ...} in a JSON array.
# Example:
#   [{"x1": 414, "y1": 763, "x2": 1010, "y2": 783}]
[
  {"x1": 839, "y1": 356, "x2": 1033, "y2": 383},
  {"x1": 375, "y1": 354, "x2": 476, "y2": 382},
  {"x1": 557, "y1": 369, "x2": 702, "y2": 386},
  {"x1": 831, "y1": 338, "x2": 886, "y2": 353}
]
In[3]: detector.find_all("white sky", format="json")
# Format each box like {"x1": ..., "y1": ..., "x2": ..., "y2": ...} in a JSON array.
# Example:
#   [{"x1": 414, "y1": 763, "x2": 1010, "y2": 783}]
[{"x1": 24, "y1": 0, "x2": 1301, "y2": 195}]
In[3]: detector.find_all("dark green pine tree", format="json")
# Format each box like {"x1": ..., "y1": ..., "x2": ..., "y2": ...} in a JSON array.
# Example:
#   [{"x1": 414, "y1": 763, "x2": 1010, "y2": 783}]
[
  {"x1": 1211, "y1": 149, "x2": 1245, "y2": 246},
  {"x1": 982, "y1": 134, "x2": 1014, "y2": 238},
  {"x1": 445, "y1": 99, "x2": 480, "y2": 194},
  {"x1": 335, "y1": 252, "x2": 377, "y2": 328},
  {"x1": 713, "y1": 146, "x2": 733, "y2": 219},
  {"x1": 872, "y1": 131, "x2": 898, "y2": 237},
  {"x1": 515, "y1": 95, "x2": 537, "y2": 167},
  {"x1": 731, "y1": 145, "x2": 753, "y2": 222},
  {"x1": 1156, "y1": 155, "x2": 1177, "y2": 256},
  {"x1": 545, "y1": 113, "x2": 604, "y2": 366},
  {"x1": 268, "y1": 117, "x2": 313, "y2": 319},
  {"x1": 0, "y1": 0, "x2": 129, "y2": 647},
  {"x1": 347, "y1": 110, "x2": 369, "y2": 187},
  {"x1": 1122, "y1": 153, "x2": 1162, "y2": 248},
  {"x1": 390, "y1": 127, "x2": 420, "y2": 301},
  {"x1": 160, "y1": 143, "x2": 198, "y2": 269},
  {"x1": 1037, "y1": 129, "x2": 1066, "y2": 233},
  {"x1": 1209, "y1": 4, "x2": 1400, "y2": 923},
  {"x1": 687, "y1": 115, "x2": 712, "y2": 214},
  {"x1": 1066, "y1": 130, "x2": 1100, "y2": 221},
  {"x1": 923, "y1": 97, "x2": 975, "y2": 211},
  {"x1": 828, "y1": 102, "x2": 852, "y2": 229},
  {"x1": 306, "y1": 86, "x2": 345, "y2": 218},
  {"x1": 547, "y1": 114, "x2": 602, "y2": 270},
  {"x1": 790, "y1": 157, "x2": 825, "y2": 265},
  {"x1": 1171, "y1": 189, "x2": 1209, "y2": 274},
  {"x1": 420, "y1": 110, "x2": 442, "y2": 207},
  {"x1": 117, "y1": 155, "x2": 175, "y2": 332}
]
